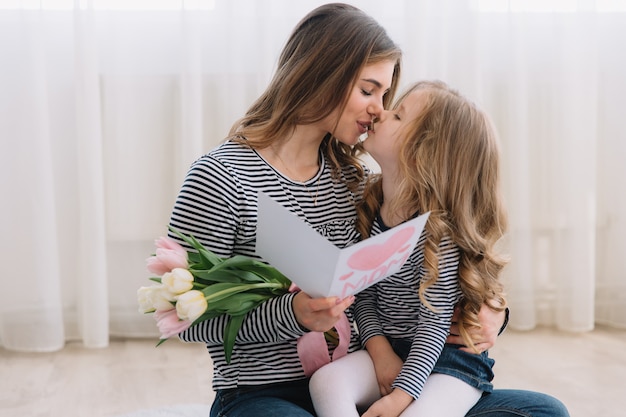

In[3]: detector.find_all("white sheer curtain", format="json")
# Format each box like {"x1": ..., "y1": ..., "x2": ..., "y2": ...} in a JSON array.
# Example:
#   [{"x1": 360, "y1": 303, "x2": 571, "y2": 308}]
[{"x1": 1, "y1": 0, "x2": 624, "y2": 352}]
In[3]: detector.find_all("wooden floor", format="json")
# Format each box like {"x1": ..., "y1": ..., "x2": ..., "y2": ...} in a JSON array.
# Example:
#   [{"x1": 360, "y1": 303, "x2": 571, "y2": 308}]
[{"x1": 1, "y1": 326, "x2": 624, "y2": 417}]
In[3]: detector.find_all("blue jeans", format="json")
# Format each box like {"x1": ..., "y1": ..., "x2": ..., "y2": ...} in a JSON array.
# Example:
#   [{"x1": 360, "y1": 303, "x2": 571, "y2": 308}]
[
  {"x1": 210, "y1": 384, "x2": 570, "y2": 417},
  {"x1": 210, "y1": 386, "x2": 569, "y2": 417},
  {"x1": 467, "y1": 389, "x2": 570, "y2": 417},
  {"x1": 209, "y1": 357, "x2": 569, "y2": 417},
  {"x1": 388, "y1": 337, "x2": 569, "y2": 417},
  {"x1": 210, "y1": 379, "x2": 314, "y2": 417},
  {"x1": 389, "y1": 338, "x2": 495, "y2": 392}
]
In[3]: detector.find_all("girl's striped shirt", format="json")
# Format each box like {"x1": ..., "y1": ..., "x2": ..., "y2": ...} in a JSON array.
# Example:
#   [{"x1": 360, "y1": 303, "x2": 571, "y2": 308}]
[{"x1": 354, "y1": 216, "x2": 463, "y2": 400}]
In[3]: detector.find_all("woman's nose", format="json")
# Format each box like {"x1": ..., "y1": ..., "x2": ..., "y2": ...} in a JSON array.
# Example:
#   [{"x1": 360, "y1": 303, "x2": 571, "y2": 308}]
[{"x1": 367, "y1": 100, "x2": 384, "y2": 121}]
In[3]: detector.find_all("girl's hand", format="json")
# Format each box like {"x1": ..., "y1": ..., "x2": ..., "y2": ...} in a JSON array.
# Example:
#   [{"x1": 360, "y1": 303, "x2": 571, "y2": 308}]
[
  {"x1": 362, "y1": 388, "x2": 413, "y2": 417},
  {"x1": 365, "y1": 336, "x2": 403, "y2": 395}
]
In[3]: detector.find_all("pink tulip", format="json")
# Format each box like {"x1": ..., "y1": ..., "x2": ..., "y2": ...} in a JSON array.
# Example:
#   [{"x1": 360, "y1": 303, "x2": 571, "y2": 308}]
[
  {"x1": 153, "y1": 309, "x2": 192, "y2": 339},
  {"x1": 146, "y1": 236, "x2": 189, "y2": 275}
]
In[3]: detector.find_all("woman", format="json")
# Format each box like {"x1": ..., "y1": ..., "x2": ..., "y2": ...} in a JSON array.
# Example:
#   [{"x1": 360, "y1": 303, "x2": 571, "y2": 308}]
[{"x1": 170, "y1": 4, "x2": 400, "y2": 417}]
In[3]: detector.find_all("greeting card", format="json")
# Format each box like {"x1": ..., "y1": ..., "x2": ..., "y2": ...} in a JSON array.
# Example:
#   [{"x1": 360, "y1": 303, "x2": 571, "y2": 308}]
[{"x1": 256, "y1": 192, "x2": 429, "y2": 298}]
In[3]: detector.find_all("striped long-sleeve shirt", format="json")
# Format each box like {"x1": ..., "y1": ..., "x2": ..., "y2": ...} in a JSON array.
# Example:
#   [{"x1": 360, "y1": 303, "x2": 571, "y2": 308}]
[
  {"x1": 169, "y1": 139, "x2": 366, "y2": 390},
  {"x1": 354, "y1": 215, "x2": 463, "y2": 400}
]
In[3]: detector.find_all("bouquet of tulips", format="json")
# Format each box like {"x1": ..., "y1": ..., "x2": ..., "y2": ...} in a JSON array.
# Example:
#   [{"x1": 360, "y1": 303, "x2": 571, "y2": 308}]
[{"x1": 137, "y1": 227, "x2": 292, "y2": 362}]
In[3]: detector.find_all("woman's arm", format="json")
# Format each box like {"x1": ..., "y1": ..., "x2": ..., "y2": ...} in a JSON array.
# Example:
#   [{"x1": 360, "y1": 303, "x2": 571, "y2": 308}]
[
  {"x1": 169, "y1": 155, "x2": 305, "y2": 344},
  {"x1": 172, "y1": 154, "x2": 354, "y2": 345},
  {"x1": 446, "y1": 301, "x2": 509, "y2": 353}
]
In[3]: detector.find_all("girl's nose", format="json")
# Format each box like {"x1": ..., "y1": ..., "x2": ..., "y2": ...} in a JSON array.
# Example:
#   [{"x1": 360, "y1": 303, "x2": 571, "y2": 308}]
[
  {"x1": 369, "y1": 110, "x2": 391, "y2": 133},
  {"x1": 376, "y1": 110, "x2": 391, "y2": 123}
]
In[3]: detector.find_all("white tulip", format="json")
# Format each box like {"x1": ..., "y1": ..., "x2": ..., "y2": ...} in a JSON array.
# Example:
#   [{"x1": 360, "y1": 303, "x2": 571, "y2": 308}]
[
  {"x1": 176, "y1": 290, "x2": 208, "y2": 322},
  {"x1": 137, "y1": 284, "x2": 176, "y2": 313},
  {"x1": 162, "y1": 268, "x2": 195, "y2": 294},
  {"x1": 137, "y1": 286, "x2": 157, "y2": 313}
]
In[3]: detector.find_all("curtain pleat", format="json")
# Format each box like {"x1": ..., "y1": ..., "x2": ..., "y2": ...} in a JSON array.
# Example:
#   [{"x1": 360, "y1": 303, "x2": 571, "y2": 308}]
[
  {"x1": 0, "y1": 9, "x2": 65, "y2": 351},
  {"x1": 74, "y1": 6, "x2": 109, "y2": 348},
  {"x1": 1, "y1": 0, "x2": 625, "y2": 352}
]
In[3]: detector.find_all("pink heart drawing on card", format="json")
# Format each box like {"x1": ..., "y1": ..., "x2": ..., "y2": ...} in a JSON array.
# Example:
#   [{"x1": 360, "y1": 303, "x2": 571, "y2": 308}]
[{"x1": 345, "y1": 226, "x2": 415, "y2": 273}]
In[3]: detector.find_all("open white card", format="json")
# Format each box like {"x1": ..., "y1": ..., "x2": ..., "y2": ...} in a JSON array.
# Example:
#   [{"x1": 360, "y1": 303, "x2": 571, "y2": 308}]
[{"x1": 256, "y1": 191, "x2": 430, "y2": 298}]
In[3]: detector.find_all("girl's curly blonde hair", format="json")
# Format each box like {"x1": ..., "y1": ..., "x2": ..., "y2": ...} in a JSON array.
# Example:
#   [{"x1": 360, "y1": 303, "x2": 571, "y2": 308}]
[{"x1": 356, "y1": 80, "x2": 508, "y2": 352}]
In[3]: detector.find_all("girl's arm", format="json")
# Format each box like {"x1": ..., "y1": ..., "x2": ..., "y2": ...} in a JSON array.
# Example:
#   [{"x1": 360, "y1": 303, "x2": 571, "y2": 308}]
[
  {"x1": 363, "y1": 335, "x2": 404, "y2": 396},
  {"x1": 361, "y1": 236, "x2": 462, "y2": 417},
  {"x1": 392, "y1": 236, "x2": 462, "y2": 400},
  {"x1": 355, "y1": 286, "x2": 402, "y2": 393}
]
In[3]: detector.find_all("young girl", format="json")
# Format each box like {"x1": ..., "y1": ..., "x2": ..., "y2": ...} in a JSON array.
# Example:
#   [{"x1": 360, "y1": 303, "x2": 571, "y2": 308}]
[{"x1": 310, "y1": 80, "x2": 508, "y2": 417}]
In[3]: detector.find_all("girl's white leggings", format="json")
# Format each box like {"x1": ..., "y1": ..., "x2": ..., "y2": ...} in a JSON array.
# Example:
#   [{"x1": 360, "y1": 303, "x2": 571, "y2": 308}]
[{"x1": 309, "y1": 350, "x2": 482, "y2": 417}]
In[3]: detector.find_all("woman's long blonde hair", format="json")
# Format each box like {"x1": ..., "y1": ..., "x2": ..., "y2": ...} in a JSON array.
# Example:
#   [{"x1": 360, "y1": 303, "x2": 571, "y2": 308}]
[
  {"x1": 357, "y1": 80, "x2": 508, "y2": 351},
  {"x1": 230, "y1": 3, "x2": 402, "y2": 191}
]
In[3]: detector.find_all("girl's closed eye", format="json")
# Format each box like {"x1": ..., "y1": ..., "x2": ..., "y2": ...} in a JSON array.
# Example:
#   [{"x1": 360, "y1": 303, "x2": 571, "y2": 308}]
[{"x1": 361, "y1": 89, "x2": 373, "y2": 96}]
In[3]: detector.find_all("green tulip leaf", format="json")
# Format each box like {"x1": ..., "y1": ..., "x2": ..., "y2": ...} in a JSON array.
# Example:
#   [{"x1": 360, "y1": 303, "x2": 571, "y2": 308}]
[
  {"x1": 168, "y1": 226, "x2": 223, "y2": 267},
  {"x1": 146, "y1": 228, "x2": 293, "y2": 357},
  {"x1": 223, "y1": 314, "x2": 246, "y2": 363},
  {"x1": 190, "y1": 269, "x2": 238, "y2": 284}
]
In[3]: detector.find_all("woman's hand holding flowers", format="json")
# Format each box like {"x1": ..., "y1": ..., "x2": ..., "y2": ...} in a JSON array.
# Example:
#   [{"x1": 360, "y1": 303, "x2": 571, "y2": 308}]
[{"x1": 138, "y1": 227, "x2": 292, "y2": 362}]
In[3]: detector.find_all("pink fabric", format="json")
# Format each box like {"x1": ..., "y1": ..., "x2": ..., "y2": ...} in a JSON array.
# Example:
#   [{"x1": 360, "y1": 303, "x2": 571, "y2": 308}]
[
  {"x1": 289, "y1": 283, "x2": 352, "y2": 376},
  {"x1": 296, "y1": 312, "x2": 351, "y2": 377}
]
